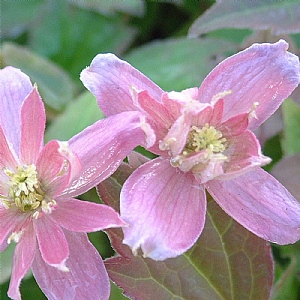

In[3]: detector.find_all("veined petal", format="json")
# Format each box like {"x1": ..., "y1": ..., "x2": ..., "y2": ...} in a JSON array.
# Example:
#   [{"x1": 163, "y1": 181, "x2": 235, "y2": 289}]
[
  {"x1": 80, "y1": 53, "x2": 163, "y2": 116},
  {"x1": 0, "y1": 125, "x2": 19, "y2": 194},
  {"x1": 207, "y1": 168, "x2": 300, "y2": 244},
  {"x1": 220, "y1": 131, "x2": 271, "y2": 179},
  {"x1": 198, "y1": 40, "x2": 300, "y2": 130},
  {"x1": 0, "y1": 207, "x2": 27, "y2": 247},
  {"x1": 0, "y1": 67, "x2": 33, "y2": 154},
  {"x1": 51, "y1": 197, "x2": 125, "y2": 232},
  {"x1": 63, "y1": 111, "x2": 155, "y2": 197},
  {"x1": 20, "y1": 86, "x2": 45, "y2": 165},
  {"x1": 36, "y1": 140, "x2": 72, "y2": 197},
  {"x1": 33, "y1": 216, "x2": 69, "y2": 269},
  {"x1": 32, "y1": 231, "x2": 110, "y2": 300},
  {"x1": 121, "y1": 157, "x2": 206, "y2": 260},
  {"x1": 8, "y1": 222, "x2": 36, "y2": 300}
]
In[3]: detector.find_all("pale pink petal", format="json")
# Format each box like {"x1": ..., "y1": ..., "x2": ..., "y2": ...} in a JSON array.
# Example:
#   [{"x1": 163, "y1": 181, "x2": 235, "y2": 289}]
[
  {"x1": 33, "y1": 216, "x2": 69, "y2": 269},
  {"x1": 63, "y1": 111, "x2": 155, "y2": 197},
  {"x1": 0, "y1": 67, "x2": 33, "y2": 153},
  {"x1": 121, "y1": 157, "x2": 206, "y2": 260},
  {"x1": 198, "y1": 40, "x2": 300, "y2": 130},
  {"x1": 20, "y1": 86, "x2": 45, "y2": 164},
  {"x1": 36, "y1": 140, "x2": 71, "y2": 197},
  {"x1": 221, "y1": 131, "x2": 271, "y2": 179},
  {"x1": 0, "y1": 207, "x2": 28, "y2": 247},
  {"x1": 32, "y1": 231, "x2": 110, "y2": 300},
  {"x1": 0, "y1": 125, "x2": 19, "y2": 194},
  {"x1": 80, "y1": 53, "x2": 163, "y2": 116},
  {"x1": 160, "y1": 113, "x2": 191, "y2": 157},
  {"x1": 8, "y1": 222, "x2": 36, "y2": 300},
  {"x1": 51, "y1": 197, "x2": 125, "y2": 232},
  {"x1": 207, "y1": 168, "x2": 300, "y2": 244},
  {"x1": 219, "y1": 113, "x2": 249, "y2": 136}
]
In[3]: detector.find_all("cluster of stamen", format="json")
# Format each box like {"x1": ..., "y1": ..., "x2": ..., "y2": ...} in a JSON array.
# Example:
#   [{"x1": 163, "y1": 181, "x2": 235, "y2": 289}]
[
  {"x1": 1, "y1": 164, "x2": 55, "y2": 217},
  {"x1": 183, "y1": 124, "x2": 227, "y2": 155}
]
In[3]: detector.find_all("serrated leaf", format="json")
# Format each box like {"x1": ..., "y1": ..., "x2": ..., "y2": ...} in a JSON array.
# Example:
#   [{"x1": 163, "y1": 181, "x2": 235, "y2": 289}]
[
  {"x1": 124, "y1": 38, "x2": 236, "y2": 92},
  {"x1": 282, "y1": 99, "x2": 300, "y2": 155},
  {"x1": 1, "y1": 42, "x2": 76, "y2": 111},
  {"x1": 98, "y1": 164, "x2": 274, "y2": 300},
  {"x1": 45, "y1": 91, "x2": 104, "y2": 142},
  {"x1": 188, "y1": 0, "x2": 300, "y2": 37}
]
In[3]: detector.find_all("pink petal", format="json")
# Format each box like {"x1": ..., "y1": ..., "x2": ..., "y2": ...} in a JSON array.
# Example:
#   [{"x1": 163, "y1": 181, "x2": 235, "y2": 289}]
[
  {"x1": 36, "y1": 140, "x2": 72, "y2": 197},
  {"x1": 63, "y1": 111, "x2": 155, "y2": 197},
  {"x1": 33, "y1": 216, "x2": 69, "y2": 269},
  {"x1": 80, "y1": 53, "x2": 163, "y2": 116},
  {"x1": 32, "y1": 231, "x2": 110, "y2": 300},
  {"x1": 207, "y1": 168, "x2": 300, "y2": 244},
  {"x1": 20, "y1": 86, "x2": 45, "y2": 165},
  {"x1": 51, "y1": 197, "x2": 125, "y2": 232},
  {"x1": 0, "y1": 67, "x2": 33, "y2": 154},
  {"x1": 0, "y1": 125, "x2": 19, "y2": 194},
  {"x1": 121, "y1": 157, "x2": 206, "y2": 260},
  {"x1": 219, "y1": 112, "x2": 249, "y2": 136},
  {"x1": 8, "y1": 222, "x2": 36, "y2": 300},
  {"x1": 221, "y1": 131, "x2": 271, "y2": 179},
  {"x1": 0, "y1": 207, "x2": 27, "y2": 247},
  {"x1": 198, "y1": 40, "x2": 300, "y2": 130}
]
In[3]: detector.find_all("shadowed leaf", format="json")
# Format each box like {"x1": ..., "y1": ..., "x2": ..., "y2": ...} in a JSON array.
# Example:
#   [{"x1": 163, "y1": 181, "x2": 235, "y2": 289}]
[{"x1": 189, "y1": 1, "x2": 300, "y2": 37}]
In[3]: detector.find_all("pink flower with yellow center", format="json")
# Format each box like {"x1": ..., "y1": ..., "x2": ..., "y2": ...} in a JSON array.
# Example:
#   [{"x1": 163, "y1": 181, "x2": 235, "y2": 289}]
[
  {"x1": 0, "y1": 67, "x2": 154, "y2": 299},
  {"x1": 81, "y1": 40, "x2": 300, "y2": 260}
]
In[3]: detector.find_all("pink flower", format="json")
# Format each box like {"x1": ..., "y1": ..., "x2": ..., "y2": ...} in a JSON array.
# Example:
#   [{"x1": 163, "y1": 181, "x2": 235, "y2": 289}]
[
  {"x1": 81, "y1": 40, "x2": 300, "y2": 260},
  {"x1": 0, "y1": 67, "x2": 154, "y2": 299}
]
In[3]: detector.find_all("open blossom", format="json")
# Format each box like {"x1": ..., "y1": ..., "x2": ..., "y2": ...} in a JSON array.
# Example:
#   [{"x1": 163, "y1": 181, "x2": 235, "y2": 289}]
[
  {"x1": 81, "y1": 40, "x2": 300, "y2": 260},
  {"x1": 0, "y1": 67, "x2": 154, "y2": 299}
]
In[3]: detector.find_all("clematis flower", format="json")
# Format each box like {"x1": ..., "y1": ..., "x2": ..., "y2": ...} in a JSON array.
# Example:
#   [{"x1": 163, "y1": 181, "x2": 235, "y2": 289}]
[
  {"x1": 0, "y1": 67, "x2": 154, "y2": 299},
  {"x1": 81, "y1": 40, "x2": 300, "y2": 260}
]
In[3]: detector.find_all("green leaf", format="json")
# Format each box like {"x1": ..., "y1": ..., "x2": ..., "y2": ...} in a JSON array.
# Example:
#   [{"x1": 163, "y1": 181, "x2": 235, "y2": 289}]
[
  {"x1": 30, "y1": 1, "x2": 136, "y2": 82},
  {"x1": 125, "y1": 37, "x2": 236, "y2": 92},
  {"x1": 45, "y1": 91, "x2": 104, "y2": 142},
  {"x1": 1, "y1": 0, "x2": 45, "y2": 37},
  {"x1": 70, "y1": 0, "x2": 144, "y2": 17},
  {"x1": 0, "y1": 244, "x2": 16, "y2": 284},
  {"x1": 1, "y1": 42, "x2": 76, "y2": 111},
  {"x1": 98, "y1": 164, "x2": 274, "y2": 300},
  {"x1": 188, "y1": 0, "x2": 300, "y2": 37},
  {"x1": 282, "y1": 99, "x2": 300, "y2": 155}
]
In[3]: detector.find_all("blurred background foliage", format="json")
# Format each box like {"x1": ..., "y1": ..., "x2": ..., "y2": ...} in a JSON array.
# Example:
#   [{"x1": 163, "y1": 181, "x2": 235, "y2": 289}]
[{"x1": 1, "y1": 0, "x2": 300, "y2": 299}]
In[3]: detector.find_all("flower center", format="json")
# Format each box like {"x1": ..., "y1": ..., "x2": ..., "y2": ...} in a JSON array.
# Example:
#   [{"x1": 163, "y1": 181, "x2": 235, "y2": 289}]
[
  {"x1": 1, "y1": 164, "x2": 56, "y2": 217},
  {"x1": 183, "y1": 124, "x2": 227, "y2": 155}
]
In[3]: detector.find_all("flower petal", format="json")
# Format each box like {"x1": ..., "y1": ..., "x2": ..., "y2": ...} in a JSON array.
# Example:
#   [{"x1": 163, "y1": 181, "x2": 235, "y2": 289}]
[
  {"x1": 0, "y1": 125, "x2": 19, "y2": 194},
  {"x1": 80, "y1": 53, "x2": 163, "y2": 116},
  {"x1": 0, "y1": 67, "x2": 33, "y2": 154},
  {"x1": 51, "y1": 197, "x2": 125, "y2": 232},
  {"x1": 7, "y1": 222, "x2": 36, "y2": 300},
  {"x1": 207, "y1": 168, "x2": 300, "y2": 244},
  {"x1": 34, "y1": 216, "x2": 69, "y2": 269},
  {"x1": 63, "y1": 111, "x2": 155, "y2": 197},
  {"x1": 20, "y1": 86, "x2": 45, "y2": 165},
  {"x1": 32, "y1": 231, "x2": 110, "y2": 300},
  {"x1": 36, "y1": 140, "x2": 72, "y2": 197},
  {"x1": 198, "y1": 40, "x2": 300, "y2": 130},
  {"x1": 121, "y1": 157, "x2": 206, "y2": 260},
  {"x1": 0, "y1": 207, "x2": 27, "y2": 247}
]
